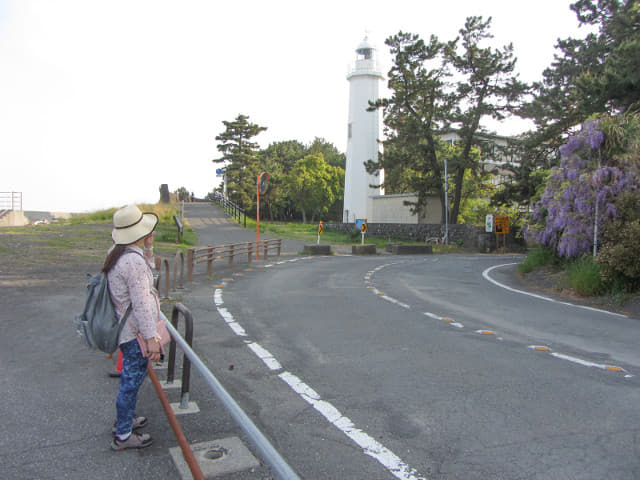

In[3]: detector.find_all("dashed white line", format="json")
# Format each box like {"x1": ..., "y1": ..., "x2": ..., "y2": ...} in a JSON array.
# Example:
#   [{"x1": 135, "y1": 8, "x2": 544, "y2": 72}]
[
  {"x1": 550, "y1": 352, "x2": 626, "y2": 372},
  {"x1": 214, "y1": 266, "x2": 427, "y2": 480},
  {"x1": 246, "y1": 342, "x2": 282, "y2": 371},
  {"x1": 279, "y1": 371, "x2": 426, "y2": 480}
]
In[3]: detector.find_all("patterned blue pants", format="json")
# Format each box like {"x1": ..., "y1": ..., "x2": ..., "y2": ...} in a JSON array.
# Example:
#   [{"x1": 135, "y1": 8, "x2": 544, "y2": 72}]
[{"x1": 114, "y1": 339, "x2": 148, "y2": 436}]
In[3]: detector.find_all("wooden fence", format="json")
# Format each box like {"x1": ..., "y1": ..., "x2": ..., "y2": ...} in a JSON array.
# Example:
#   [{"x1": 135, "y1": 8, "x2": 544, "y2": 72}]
[{"x1": 187, "y1": 239, "x2": 282, "y2": 281}]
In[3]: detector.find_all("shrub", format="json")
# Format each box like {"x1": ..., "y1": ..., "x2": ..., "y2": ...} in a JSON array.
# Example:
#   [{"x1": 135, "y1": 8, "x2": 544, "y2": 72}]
[
  {"x1": 596, "y1": 192, "x2": 640, "y2": 291},
  {"x1": 565, "y1": 255, "x2": 603, "y2": 296},
  {"x1": 518, "y1": 246, "x2": 556, "y2": 274}
]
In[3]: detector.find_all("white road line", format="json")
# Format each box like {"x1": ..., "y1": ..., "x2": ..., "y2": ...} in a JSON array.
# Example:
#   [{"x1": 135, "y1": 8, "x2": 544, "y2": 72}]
[
  {"x1": 550, "y1": 352, "x2": 626, "y2": 372},
  {"x1": 216, "y1": 306, "x2": 248, "y2": 337},
  {"x1": 214, "y1": 289, "x2": 223, "y2": 306},
  {"x1": 381, "y1": 295, "x2": 410, "y2": 309},
  {"x1": 246, "y1": 342, "x2": 282, "y2": 371},
  {"x1": 279, "y1": 371, "x2": 427, "y2": 480},
  {"x1": 482, "y1": 263, "x2": 628, "y2": 318}
]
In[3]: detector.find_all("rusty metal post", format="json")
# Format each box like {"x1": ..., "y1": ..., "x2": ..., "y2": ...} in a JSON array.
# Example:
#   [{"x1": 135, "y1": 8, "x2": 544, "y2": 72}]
[
  {"x1": 165, "y1": 304, "x2": 193, "y2": 409},
  {"x1": 228, "y1": 244, "x2": 234, "y2": 267},
  {"x1": 162, "y1": 258, "x2": 170, "y2": 299},
  {"x1": 187, "y1": 249, "x2": 194, "y2": 283},
  {"x1": 147, "y1": 364, "x2": 205, "y2": 480},
  {"x1": 176, "y1": 251, "x2": 184, "y2": 289},
  {"x1": 172, "y1": 254, "x2": 178, "y2": 292}
]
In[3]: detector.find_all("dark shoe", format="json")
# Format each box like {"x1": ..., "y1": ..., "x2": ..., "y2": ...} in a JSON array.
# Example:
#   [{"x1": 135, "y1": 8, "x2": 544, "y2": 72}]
[
  {"x1": 112, "y1": 415, "x2": 148, "y2": 434},
  {"x1": 110, "y1": 431, "x2": 152, "y2": 451},
  {"x1": 108, "y1": 371, "x2": 121, "y2": 378}
]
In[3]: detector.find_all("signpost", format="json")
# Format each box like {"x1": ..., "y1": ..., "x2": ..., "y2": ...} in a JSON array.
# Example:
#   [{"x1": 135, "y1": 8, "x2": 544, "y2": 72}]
[
  {"x1": 495, "y1": 216, "x2": 509, "y2": 234},
  {"x1": 256, "y1": 172, "x2": 269, "y2": 260},
  {"x1": 485, "y1": 214, "x2": 494, "y2": 233},
  {"x1": 360, "y1": 218, "x2": 367, "y2": 245},
  {"x1": 494, "y1": 216, "x2": 510, "y2": 251},
  {"x1": 317, "y1": 221, "x2": 323, "y2": 244}
]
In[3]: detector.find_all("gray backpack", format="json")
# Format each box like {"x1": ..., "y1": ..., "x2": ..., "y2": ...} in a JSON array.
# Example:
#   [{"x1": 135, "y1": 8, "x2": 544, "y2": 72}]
[{"x1": 74, "y1": 251, "x2": 140, "y2": 353}]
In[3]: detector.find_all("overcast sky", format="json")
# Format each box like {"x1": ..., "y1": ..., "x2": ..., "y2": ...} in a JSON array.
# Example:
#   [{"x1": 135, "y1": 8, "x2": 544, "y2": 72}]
[{"x1": 0, "y1": 0, "x2": 589, "y2": 212}]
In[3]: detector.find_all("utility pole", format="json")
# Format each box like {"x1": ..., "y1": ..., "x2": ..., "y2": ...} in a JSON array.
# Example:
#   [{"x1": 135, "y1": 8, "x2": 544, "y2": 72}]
[{"x1": 444, "y1": 158, "x2": 449, "y2": 245}]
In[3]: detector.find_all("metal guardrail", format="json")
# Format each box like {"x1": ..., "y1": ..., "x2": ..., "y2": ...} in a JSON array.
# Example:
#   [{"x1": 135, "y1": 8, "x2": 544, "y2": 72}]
[
  {"x1": 211, "y1": 193, "x2": 246, "y2": 227},
  {"x1": 161, "y1": 303, "x2": 301, "y2": 480},
  {"x1": 0, "y1": 191, "x2": 22, "y2": 211},
  {"x1": 187, "y1": 239, "x2": 282, "y2": 280}
]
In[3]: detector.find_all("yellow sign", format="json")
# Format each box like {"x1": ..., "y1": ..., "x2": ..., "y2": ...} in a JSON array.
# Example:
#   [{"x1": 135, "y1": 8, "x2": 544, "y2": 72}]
[
  {"x1": 361, "y1": 220, "x2": 367, "y2": 233},
  {"x1": 495, "y1": 216, "x2": 510, "y2": 234},
  {"x1": 318, "y1": 221, "x2": 323, "y2": 234}
]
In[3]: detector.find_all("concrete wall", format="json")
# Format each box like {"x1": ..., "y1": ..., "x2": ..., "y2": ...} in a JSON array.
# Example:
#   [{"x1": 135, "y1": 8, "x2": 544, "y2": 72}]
[
  {"x1": 0, "y1": 210, "x2": 29, "y2": 227},
  {"x1": 367, "y1": 193, "x2": 441, "y2": 224},
  {"x1": 324, "y1": 221, "x2": 526, "y2": 252},
  {"x1": 325, "y1": 221, "x2": 479, "y2": 246}
]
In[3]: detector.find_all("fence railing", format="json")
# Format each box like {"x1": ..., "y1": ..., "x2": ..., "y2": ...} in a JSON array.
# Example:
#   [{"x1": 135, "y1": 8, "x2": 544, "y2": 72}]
[
  {"x1": 187, "y1": 239, "x2": 282, "y2": 280},
  {"x1": 154, "y1": 239, "x2": 282, "y2": 297},
  {"x1": 211, "y1": 193, "x2": 246, "y2": 227},
  {"x1": 0, "y1": 192, "x2": 22, "y2": 211}
]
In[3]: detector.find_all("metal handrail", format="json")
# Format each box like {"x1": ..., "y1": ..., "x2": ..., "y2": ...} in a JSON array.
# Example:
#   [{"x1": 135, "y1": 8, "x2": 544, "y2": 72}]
[
  {"x1": 163, "y1": 306, "x2": 301, "y2": 480},
  {"x1": 212, "y1": 193, "x2": 246, "y2": 227}
]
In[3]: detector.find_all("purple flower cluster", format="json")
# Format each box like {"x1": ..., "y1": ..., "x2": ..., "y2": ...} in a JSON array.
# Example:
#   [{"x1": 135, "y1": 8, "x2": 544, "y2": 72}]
[{"x1": 525, "y1": 120, "x2": 639, "y2": 258}]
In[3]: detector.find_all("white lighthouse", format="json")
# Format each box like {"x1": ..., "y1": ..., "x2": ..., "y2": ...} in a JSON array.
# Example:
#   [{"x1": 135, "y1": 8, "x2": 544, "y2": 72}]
[{"x1": 343, "y1": 36, "x2": 385, "y2": 223}]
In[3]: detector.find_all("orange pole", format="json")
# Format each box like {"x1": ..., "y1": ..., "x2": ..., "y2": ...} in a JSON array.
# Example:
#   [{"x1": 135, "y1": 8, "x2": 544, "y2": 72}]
[{"x1": 147, "y1": 364, "x2": 206, "y2": 480}]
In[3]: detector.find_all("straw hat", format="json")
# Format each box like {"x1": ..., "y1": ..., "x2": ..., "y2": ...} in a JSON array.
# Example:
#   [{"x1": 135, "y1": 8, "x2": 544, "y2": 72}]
[{"x1": 111, "y1": 205, "x2": 158, "y2": 245}]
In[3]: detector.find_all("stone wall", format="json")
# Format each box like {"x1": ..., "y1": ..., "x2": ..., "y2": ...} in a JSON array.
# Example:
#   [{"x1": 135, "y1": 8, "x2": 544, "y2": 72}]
[{"x1": 324, "y1": 222, "x2": 526, "y2": 252}]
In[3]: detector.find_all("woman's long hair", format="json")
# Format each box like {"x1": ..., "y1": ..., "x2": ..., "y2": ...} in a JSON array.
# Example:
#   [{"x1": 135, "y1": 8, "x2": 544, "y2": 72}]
[{"x1": 102, "y1": 244, "x2": 128, "y2": 273}]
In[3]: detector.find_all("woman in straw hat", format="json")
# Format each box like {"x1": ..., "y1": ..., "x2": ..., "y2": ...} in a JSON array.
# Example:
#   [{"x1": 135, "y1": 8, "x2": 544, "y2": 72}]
[{"x1": 104, "y1": 204, "x2": 161, "y2": 450}]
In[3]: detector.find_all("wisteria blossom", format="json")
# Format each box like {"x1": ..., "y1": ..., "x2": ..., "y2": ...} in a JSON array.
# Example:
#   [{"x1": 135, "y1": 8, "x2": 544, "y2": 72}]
[{"x1": 525, "y1": 120, "x2": 639, "y2": 258}]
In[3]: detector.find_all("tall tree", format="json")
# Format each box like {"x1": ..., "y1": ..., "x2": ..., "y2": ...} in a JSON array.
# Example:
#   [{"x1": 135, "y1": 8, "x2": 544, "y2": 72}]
[
  {"x1": 524, "y1": 0, "x2": 640, "y2": 146},
  {"x1": 447, "y1": 16, "x2": 529, "y2": 224},
  {"x1": 213, "y1": 114, "x2": 267, "y2": 210},
  {"x1": 367, "y1": 32, "x2": 454, "y2": 223},
  {"x1": 308, "y1": 137, "x2": 346, "y2": 169},
  {"x1": 284, "y1": 153, "x2": 344, "y2": 223},
  {"x1": 260, "y1": 140, "x2": 307, "y2": 220}
]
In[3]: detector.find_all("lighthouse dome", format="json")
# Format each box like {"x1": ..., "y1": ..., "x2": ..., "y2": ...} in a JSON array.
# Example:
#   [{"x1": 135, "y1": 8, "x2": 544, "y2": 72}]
[{"x1": 356, "y1": 37, "x2": 375, "y2": 59}]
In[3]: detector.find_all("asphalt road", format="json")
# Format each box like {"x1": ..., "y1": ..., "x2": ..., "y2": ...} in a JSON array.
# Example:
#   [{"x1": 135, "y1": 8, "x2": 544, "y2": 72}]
[
  {"x1": 2, "y1": 203, "x2": 638, "y2": 480},
  {"x1": 206, "y1": 252, "x2": 640, "y2": 479}
]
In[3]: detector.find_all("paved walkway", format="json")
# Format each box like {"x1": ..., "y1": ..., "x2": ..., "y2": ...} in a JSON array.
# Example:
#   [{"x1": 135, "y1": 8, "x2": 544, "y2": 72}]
[{"x1": 184, "y1": 202, "x2": 308, "y2": 255}]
